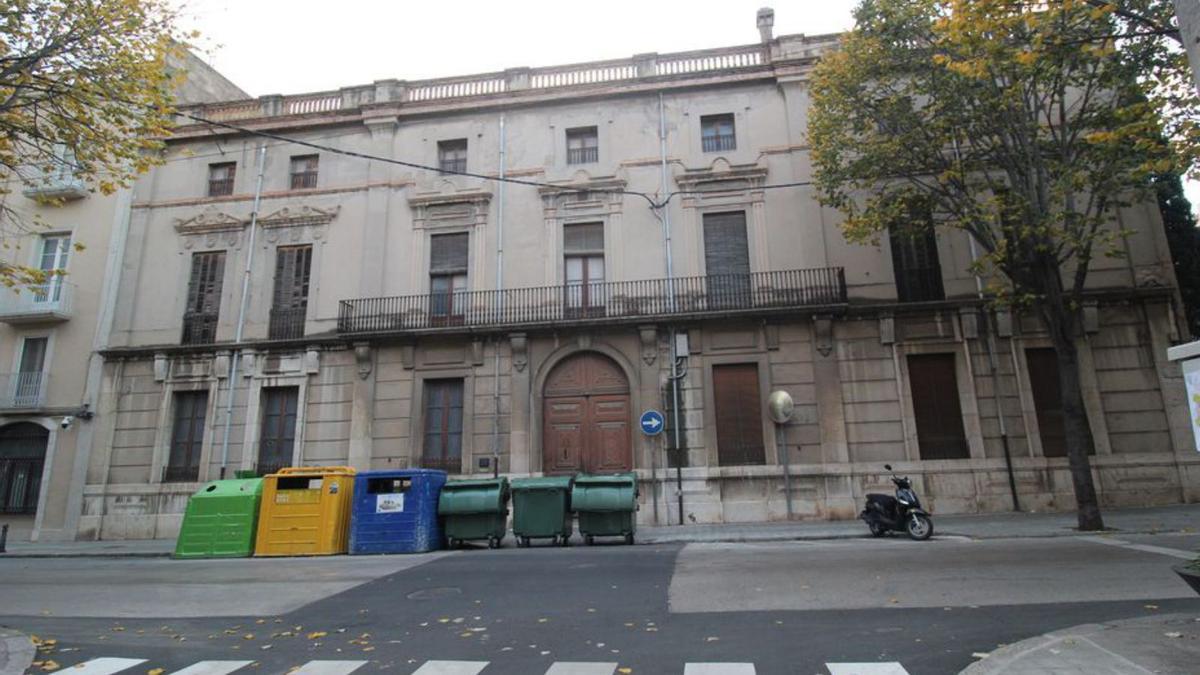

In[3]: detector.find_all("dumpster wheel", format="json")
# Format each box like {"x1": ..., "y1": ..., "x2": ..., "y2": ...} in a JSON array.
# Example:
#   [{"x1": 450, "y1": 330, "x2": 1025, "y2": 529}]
[
  {"x1": 488, "y1": 536, "x2": 500, "y2": 549},
  {"x1": 585, "y1": 535, "x2": 594, "y2": 546},
  {"x1": 518, "y1": 536, "x2": 530, "y2": 548},
  {"x1": 624, "y1": 532, "x2": 634, "y2": 545}
]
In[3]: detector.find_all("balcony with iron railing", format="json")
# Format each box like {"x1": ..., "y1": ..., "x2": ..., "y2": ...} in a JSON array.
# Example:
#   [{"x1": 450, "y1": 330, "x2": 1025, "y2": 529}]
[
  {"x1": 181, "y1": 311, "x2": 220, "y2": 345},
  {"x1": 0, "y1": 281, "x2": 74, "y2": 324},
  {"x1": 567, "y1": 146, "x2": 599, "y2": 164},
  {"x1": 0, "y1": 372, "x2": 46, "y2": 409},
  {"x1": 268, "y1": 307, "x2": 307, "y2": 340},
  {"x1": 702, "y1": 133, "x2": 737, "y2": 153},
  {"x1": 338, "y1": 267, "x2": 846, "y2": 335}
]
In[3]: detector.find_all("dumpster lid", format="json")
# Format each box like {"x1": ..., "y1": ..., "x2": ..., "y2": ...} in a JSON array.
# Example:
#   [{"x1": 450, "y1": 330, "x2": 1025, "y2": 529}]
[
  {"x1": 194, "y1": 478, "x2": 264, "y2": 496},
  {"x1": 512, "y1": 476, "x2": 573, "y2": 490},
  {"x1": 443, "y1": 478, "x2": 509, "y2": 489},
  {"x1": 573, "y1": 472, "x2": 637, "y2": 486},
  {"x1": 357, "y1": 469, "x2": 447, "y2": 479},
  {"x1": 274, "y1": 465, "x2": 357, "y2": 477}
]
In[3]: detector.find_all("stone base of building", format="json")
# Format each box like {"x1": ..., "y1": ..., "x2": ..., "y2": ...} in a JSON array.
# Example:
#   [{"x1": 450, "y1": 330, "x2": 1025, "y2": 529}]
[{"x1": 77, "y1": 452, "x2": 1200, "y2": 540}]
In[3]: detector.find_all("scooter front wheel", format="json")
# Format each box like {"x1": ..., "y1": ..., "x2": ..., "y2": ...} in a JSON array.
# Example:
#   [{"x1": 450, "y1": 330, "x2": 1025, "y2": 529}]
[{"x1": 906, "y1": 514, "x2": 933, "y2": 541}]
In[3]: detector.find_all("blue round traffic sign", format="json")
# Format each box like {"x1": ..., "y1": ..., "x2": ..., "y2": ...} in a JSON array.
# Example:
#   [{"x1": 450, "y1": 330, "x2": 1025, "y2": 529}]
[{"x1": 640, "y1": 409, "x2": 665, "y2": 436}]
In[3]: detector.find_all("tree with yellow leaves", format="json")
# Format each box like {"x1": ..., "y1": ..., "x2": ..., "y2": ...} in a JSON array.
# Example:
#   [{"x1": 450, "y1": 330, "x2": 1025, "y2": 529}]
[
  {"x1": 809, "y1": 0, "x2": 1195, "y2": 531},
  {"x1": 0, "y1": 0, "x2": 189, "y2": 287}
]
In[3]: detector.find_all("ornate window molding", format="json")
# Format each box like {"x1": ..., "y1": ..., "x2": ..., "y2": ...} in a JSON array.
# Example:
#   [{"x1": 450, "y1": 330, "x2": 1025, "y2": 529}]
[{"x1": 408, "y1": 189, "x2": 492, "y2": 231}]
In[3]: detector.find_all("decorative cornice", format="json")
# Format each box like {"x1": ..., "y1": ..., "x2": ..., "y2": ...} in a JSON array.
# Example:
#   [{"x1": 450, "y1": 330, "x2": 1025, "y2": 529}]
[
  {"x1": 258, "y1": 205, "x2": 340, "y2": 229},
  {"x1": 674, "y1": 163, "x2": 769, "y2": 190},
  {"x1": 173, "y1": 208, "x2": 244, "y2": 235},
  {"x1": 407, "y1": 188, "x2": 493, "y2": 208}
]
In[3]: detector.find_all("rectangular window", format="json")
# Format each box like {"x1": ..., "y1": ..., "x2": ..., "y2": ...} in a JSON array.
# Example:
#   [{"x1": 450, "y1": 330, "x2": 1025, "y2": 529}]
[
  {"x1": 13, "y1": 337, "x2": 47, "y2": 407},
  {"x1": 430, "y1": 233, "x2": 469, "y2": 323},
  {"x1": 564, "y1": 222, "x2": 605, "y2": 317},
  {"x1": 182, "y1": 251, "x2": 225, "y2": 345},
  {"x1": 701, "y1": 113, "x2": 736, "y2": 152},
  {"x1": 703, "y1": 211, "x2": 751, "y2": 308},
  {"x1": 269, "y1": 245, "x2": 313, "y2": 340},
  {"x1": 889, "y1": 218, "x2": 945, "y2": 302},
  {"x1": 166, "y1": 391, "x2": 208, "y2": 482},
  {"x1": 422, "y1": 379, "x2": 464, "y2": 472},
  {"x1": 907, "y1": 354, "x2": 970, "y2": 460},
  {"x1": 289, "y1": 154, "x2": 319, "y2": 190},
  {"x1": 1025, "y1": 348, "x2": 1078, "y2": 458},
  {"x1": 34, "y1": 235, "x2": 70, "y2": 303},
  {"x1": 438, "y1": 139, "x2": 468, "y2": 174},
  {"x1": 0, "y1": 425, "x2": 47, "y2": 514},
  {"x1": 566, "y1": 127, "x2": 599, "y2": 164},
  {"x1": 207, "y1": 162, "x2": 236, "y2": 197},
  {"x1": 713, "y1": 363, "x2": 765, "y2": 466},
  {"x1": 257, "y1": 386, "x2": 298, "y2": 476}
]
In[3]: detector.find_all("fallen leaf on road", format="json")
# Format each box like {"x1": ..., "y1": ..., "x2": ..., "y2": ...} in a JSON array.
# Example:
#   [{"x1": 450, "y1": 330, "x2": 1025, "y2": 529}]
[
  {"x1": 148, "y1": 669, "x2": 164, "y2": 675},
  {"x1": 243, "y1": 634, "x2": 255, "y2": 640},
  {"x1": 39, "y1": 660, "x2": 59, "y2": 671},
  {"x1": 618, "y1": 668, "x2": 632, "y2": 674},
  {"x1": 1165, "y1": 632, "x2": 1183, "y2": 638},
  {"x1": 363, "y1": 647, "x2": 375, "y2": 652},
  {"x1": 1145, "y1": 604, "x2": 1159, "y2": 610},
  {"x1": 261, "y1": 645, "x2": 273, "y2": 651},
  {"x1": 705, "y1": 637, "x2": 719, "y2": 642},
  {"x1": 540, "y1": 651, "x2": 550, "y2": 656},
  {"x1": 888, "y1": 598, "x2": 899, "y2": 604},
  {"x1": 307, "y1": 632, "x2": 327, "y2": 640},
  {"x1": 972, "y1": 652, "x2": 989, "y2": 659},
  {"x1": 437, "y1": 618, "x2": 450, "y2": 624},
  {"x1": 111, "y1": 627, "x2": 125, "y2": 632},
  {"x1": 537, "y1": 618, "x2": 548, "y2": 623}
]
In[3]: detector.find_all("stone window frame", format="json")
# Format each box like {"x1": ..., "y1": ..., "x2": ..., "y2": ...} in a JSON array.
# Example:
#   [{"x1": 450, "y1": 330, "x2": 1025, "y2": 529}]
[
  {"x1": 892, "y1": 341, "x2": 987, "y2": 463},
  {"x1": 1010, "y1": 335, "x2": 1114, "y2": 459},
  {"x1": 148, "y1": 375, "x2": 221, "y2": 485},
  {"x1": 410, "y1": 368, "x2": 477, "y2": 475},
  {"x1": 699, "y1": 351, "x2": 777, "y2": 471},
  {"x1": 676, "y1": 164, "x2": 769, "y2": 280},
  {"x1": 235, "y1": 360, "x2": 312, "y2": 475}
]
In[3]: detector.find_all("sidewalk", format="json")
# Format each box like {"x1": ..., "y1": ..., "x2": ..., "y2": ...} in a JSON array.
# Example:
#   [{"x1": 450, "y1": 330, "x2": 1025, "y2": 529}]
[
  {"x1": 3, "y1": 503, "x2": 1197, "y2": 557},
  {"x1": 961, "y1": 612, "x2": 1200, "y2": 674}
]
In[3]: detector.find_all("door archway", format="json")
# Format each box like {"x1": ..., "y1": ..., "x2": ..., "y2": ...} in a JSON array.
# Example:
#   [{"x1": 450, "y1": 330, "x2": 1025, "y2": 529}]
[
  {"x1": 0, "y1": 422, "x2": 49, "y2": 515},
  {"x1": 542, "y1": 352, "x2": 632, "y2": 474}
]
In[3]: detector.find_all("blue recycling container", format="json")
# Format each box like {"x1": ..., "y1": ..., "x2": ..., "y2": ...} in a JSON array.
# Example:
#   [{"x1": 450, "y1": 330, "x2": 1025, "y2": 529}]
[{"x1": 349, "y1": 469, "x2": 447, "y2": 554}]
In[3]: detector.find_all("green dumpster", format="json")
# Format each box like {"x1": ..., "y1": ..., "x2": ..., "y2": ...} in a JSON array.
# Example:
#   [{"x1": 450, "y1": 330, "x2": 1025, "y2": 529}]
[
  {"x1": 511, "y1": 476, "x2": 574, "y2": 548},
  {"x1": 572, "y1": 473, "x2": 639, "y2": 545},
  {"x1": 438, "y1": 478, "x2": 510, "y2": 549},
  {"x1": 174, "y1": 478, "x2": 264, "y2": 558}
]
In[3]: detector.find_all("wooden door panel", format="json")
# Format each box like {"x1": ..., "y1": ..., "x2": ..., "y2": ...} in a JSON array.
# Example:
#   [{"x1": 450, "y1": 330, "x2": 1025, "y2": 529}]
[
  {"x1": 542, "y1": 353, "x2": 632, "y2": 474},
  {"x1": 544, "y1": 397, "x2": 585, "y2": 474},
  {"x1": 712, "y1": 363, "x2": 765, "y2": 465},
  {"x1": 589, "y1": 395, "x2": 631, "y2": 472},
  {"x1": 907, "y1": 354, "x2": 969, "y2": 460}
]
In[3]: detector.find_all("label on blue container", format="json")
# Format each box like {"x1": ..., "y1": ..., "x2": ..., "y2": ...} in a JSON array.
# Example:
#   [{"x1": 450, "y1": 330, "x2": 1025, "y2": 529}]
[{"x1": 376, "y1": 493, "x2": 405, "y2": 513}]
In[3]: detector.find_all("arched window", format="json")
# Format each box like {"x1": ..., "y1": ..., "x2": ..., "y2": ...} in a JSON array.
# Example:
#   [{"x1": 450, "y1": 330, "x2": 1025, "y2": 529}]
[{"x1": 0, "y1": 422, "x2": 49, "y2": 514}]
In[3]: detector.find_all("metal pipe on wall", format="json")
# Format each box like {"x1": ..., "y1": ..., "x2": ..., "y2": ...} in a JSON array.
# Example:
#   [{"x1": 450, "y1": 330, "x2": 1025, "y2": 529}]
[
  {"x1": 491, "y1": 113, "x2": 506, "y2": 478},
  {"x1": 218, "y1": 142, "x2": 267, "y2": 478},
  {"x1": 659, "y1": 92, "x2": 684, "y2": 525}
]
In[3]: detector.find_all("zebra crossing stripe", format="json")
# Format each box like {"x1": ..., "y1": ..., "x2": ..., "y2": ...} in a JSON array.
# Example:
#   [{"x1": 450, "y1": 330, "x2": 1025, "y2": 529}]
[
  {"x1": 62, "y1": 658, "x2": 147, "y2": 675},
  {"x1": 410, "y1": 661, "x2": 490, "y2": 675},
  {"x1": 169, "y1": 661, "x2": 255, "y2": 675},
  {"x1": 286, "y1": 661, "x2": 369, "y2": 675},
  {"x1": 826, "y1": 663, "x2": 911, "y2": 675},
  {"x1": 543, "y1": 663, "x2": 618, "y2": 675},
  {"x1": 683, "y1": 664, "x2": 756, "y2": 674}
]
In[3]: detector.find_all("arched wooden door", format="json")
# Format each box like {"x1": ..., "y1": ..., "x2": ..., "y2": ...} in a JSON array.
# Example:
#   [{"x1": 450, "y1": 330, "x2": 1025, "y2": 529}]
[{"x1": 542, "y1": 352, "x2": 631, "y2": 475}]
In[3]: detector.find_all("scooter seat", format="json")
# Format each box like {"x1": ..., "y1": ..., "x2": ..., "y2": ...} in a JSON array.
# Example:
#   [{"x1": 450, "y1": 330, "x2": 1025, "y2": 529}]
[{"x1": 865, "y1": 493, "x2": 897, "y2": 508}]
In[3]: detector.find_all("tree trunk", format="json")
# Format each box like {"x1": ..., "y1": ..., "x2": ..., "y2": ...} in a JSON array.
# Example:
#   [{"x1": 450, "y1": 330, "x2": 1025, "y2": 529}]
[{"x1": 1036, "y1": 263, "x2": 1105, "y2": 531}]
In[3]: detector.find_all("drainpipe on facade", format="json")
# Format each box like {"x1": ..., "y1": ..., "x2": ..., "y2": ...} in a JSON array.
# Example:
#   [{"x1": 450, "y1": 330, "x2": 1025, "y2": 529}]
[
  {"x1": 491, "y1": 113, "x2": 506, "y2": 479},
  {"x1": 659, "y1": 91, "x2": 685, "y2": 525},
  {"x1": 217, "y1": 142, "x2": 267, "y2": 478}
]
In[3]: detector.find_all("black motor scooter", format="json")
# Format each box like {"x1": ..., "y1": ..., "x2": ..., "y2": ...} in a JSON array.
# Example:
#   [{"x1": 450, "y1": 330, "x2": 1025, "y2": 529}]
[{"x1": 860, "y1": 464, "x2": 933, "y2": 540}]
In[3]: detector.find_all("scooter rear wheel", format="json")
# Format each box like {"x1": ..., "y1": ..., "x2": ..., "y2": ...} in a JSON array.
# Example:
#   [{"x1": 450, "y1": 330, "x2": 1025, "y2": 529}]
[{"x1": 906, "y1": 514, "x2": 933, "y2": 541}]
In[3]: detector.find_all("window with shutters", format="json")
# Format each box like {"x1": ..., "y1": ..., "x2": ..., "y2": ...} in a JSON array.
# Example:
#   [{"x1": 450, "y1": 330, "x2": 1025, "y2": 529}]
[
  {"x1": 207, "y1": 162, "x2": 235, "y2": 197},
  {"x1": 430, "y1": 233, "x2": 469, "y2": 324},
  {"x1": 907, "y1": 354, "x2": 970, "y2": 459},
  {"x1": 712, "y1": 363, "x2": 765, "y2": 466},
  {"x1": 165, "y1": 391, "x2": 208, "y2": 482},
  {"x1": 182, "y1": 251, "x2": 225, "y2": 344},
  {"x1": 701, "y1": 113, "x2": 736, "y2": 152},
  {"x1": 889, "y1": 205, "x2": 945, "y2": 302},
  {"x1": 1025, "y1": 348, "x2": 1078, "y2": 458},
  {"x1": 438, "y1": 139, "x2": 468, "y2": 174},
  {"x1": 703, "y1": 211, "x2": 751, "y2": 309},
  {"x1": 257, "y1": 386, "x2": 298, "y2": 476},
  {"x1": 563, "y1": 222, "x2": 605, "y2": 318},
  {"x1": 566, "y1": 127, "x2": 599, "y2": 164},
  {"x1": 269, "y1": 245, "x2": 312, "y2": 340},
  {"x1": 422, "y1": 379, "x2": 464, "y2": 472},
  {"x1": 289, "y1": 155, "x2": 319, "y2": 190}
]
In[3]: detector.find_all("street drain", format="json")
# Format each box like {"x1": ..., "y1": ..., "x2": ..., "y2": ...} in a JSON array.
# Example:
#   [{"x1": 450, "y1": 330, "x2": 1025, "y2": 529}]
[{"x1": 406, "y1": 587, "x2": 463, "y2": 600}]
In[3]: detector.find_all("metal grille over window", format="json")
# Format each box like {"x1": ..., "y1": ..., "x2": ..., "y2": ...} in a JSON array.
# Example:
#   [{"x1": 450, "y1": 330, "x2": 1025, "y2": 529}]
[
  {"x1": 566, "y1": 127, "x2": 599, "y2": 164},
  {"x1": 207, "y1": 162, "x2": 235, "y2": 197},
  {"x1": 182, "y1": 251, "x2": 225, "y2": 344},
  {"x1": 0, "y1": 423, "x2": 48, "y2": 514},
  {"x1": 438, "y1": 139, "x2": 468, "y2": 174},
  {"x1": 289, "y1": 155, "x2": 319, "y2": 190},
  {"x1": 701, "y1": 113, "x2": 736, "y2": 152},
  {"x1": 703, "y1": 211, "x2": 751, "y2": 309},
  {"x1": 270, "y1": 245, "x2": 312, "y2": 340}
]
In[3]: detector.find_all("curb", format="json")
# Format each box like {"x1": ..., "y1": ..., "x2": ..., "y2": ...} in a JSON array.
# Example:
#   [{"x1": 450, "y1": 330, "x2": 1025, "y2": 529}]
[
  {"x1": 1, "y1": 551, "x2": 173, "y2": 559},
  {"x1": 0, "y1": 629, "x2": 35, "y2": 675}
]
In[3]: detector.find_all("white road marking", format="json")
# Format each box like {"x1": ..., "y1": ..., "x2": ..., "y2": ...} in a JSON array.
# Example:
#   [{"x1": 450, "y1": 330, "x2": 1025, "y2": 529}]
[
  {"x1": 170, "y1": 662, "x2": 254, "y2": 675},
  {"x1": 684, "y1": 664, "x2": 756, "y2": 674},
  {"x1": 543, "y1": 663, "x2": 618, "y2": 675},
  {"x1": 410, "y1": 662, "x2": 490, "y2": 675},
  {"x1": 65, "y1": 659, "x2": 147, "y2": 675},
  {"x1": 1079, "y1": 535, "x2": 1197, "y2": 560},
  {"x1": 826, "y1": 663, "x2": 911, "y2": 675},
  {"x1": 288, "y1": 661, "x2": 369, "y2": 675}
]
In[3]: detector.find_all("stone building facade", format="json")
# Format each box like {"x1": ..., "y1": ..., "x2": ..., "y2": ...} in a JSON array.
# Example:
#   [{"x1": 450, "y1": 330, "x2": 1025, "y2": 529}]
[{"x1": 14, "y1": 12, "x2": 1196, "y2": 541}]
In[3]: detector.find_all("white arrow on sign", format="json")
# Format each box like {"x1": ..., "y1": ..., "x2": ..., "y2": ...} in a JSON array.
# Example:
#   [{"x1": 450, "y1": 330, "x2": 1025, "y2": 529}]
[{"x1": 644, "y1": 417, "x2": 662, "y2": 430}]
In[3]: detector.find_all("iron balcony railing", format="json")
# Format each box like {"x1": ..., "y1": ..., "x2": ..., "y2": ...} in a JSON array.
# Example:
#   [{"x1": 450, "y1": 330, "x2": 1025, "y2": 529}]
[
  {"x1": 702, "y1": 133, "x2": 737, "y2": 152},
  {"x1": 439, "y1": 158, "x2": 467, "y2": 174},
  {"x1": 0, "y1": 372, "x2": 45, "y2": 409},
  {"x1": 181, "y1": 311, "x2": 219, "y2": 345},
  {"x1": 268, "y1": 306, "x2": 307, "y2": 340},
  {"x1": 290, "y1": 171, "x2": 318, "y2": 190},
  {"x1": 338, "y1": 267, "x2": 846, "y2": 335},
  {"x1": 567, "y1": 146, "x2": 599, "y2": 164}
]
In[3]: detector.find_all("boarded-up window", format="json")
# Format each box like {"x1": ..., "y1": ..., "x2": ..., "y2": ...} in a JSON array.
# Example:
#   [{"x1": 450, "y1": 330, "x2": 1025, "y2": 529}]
[
  {"x1": 907, "y1": 354, "x2": 969, "y2": 459},
  {"x1": 1025, "y1": 347, "x2": 1075, "y2": 458},
  {"x1": 270, "y1": 245, "x2": 312, "y2": 339},
  {"x1": 430, "y1": 233, "x2": 469, "y2": 320},
  {"x1": 183, "y1": 251, "x2": 225, "y2": 344},
  {"x1": 258, "y1": 387, "x2": 298, "y2": 476},
  {"x1": 423, "y1": 379, "x2": 464, "y2": 472},
  {"x1": 889, "y1": 220, "x2": 944, "y2": 302},
  {"x1": 703, "y1": 211, "x2": 751, "y2": 308},
  {"x1": 166, "y1": 391, "x2": 208, "y2": 482},
  {"x1": 713, "y1": 363, "x2": 765, "y2": 466}
]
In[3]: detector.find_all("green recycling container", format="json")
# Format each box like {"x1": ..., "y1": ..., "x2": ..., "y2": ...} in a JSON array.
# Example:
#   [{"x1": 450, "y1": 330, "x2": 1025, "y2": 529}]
[
  {"x1": 174, "y1": 478, "x2": 264, "y2": 558},
  {"x1": 437, "y1": 478, "x2": 510, "y2": 549},
  {"x1": 511, "y1": 476, "x2": 574, "y2": 548},
  {"x1": 572, "y1": 473, "x2": 639, "y2": 545}
]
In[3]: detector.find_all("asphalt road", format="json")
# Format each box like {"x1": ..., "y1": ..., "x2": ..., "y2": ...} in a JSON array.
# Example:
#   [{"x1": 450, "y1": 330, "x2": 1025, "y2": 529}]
[{"x1": 2, "y1": 533, "x2": 1198, "y2": 675}]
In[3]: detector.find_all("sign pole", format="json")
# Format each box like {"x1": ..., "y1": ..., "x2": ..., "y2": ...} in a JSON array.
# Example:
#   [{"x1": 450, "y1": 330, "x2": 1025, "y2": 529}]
[{"x1": 767, "y1": 390, "x2": 795, "y2": 521}]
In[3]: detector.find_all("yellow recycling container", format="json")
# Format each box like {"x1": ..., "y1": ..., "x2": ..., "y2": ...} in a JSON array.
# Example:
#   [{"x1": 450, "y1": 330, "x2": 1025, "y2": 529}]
[{"x1": 254, "y1": 466, "x2": 356, "y2": 556}]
